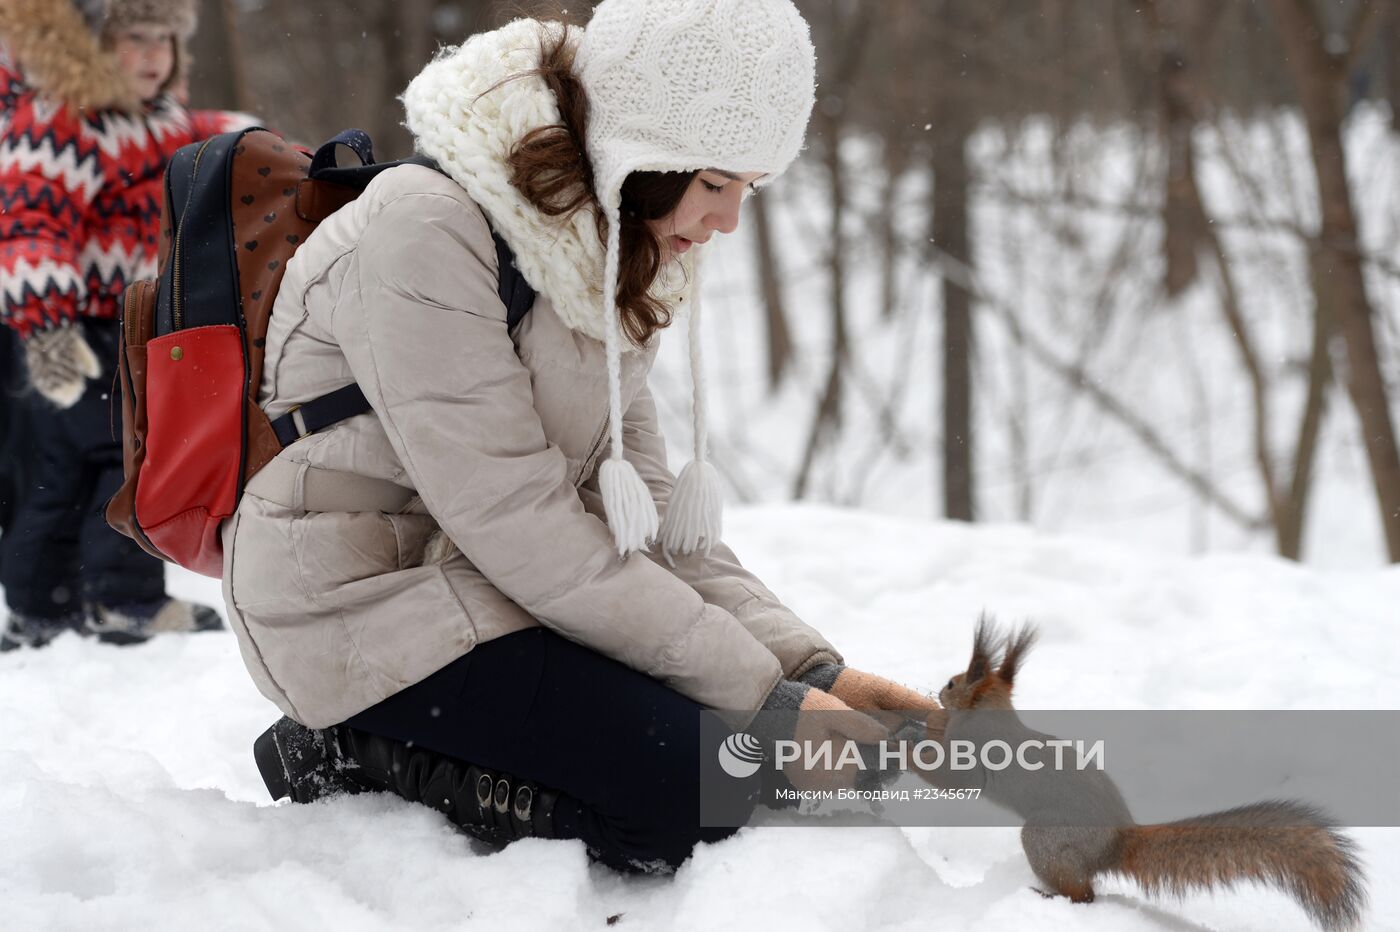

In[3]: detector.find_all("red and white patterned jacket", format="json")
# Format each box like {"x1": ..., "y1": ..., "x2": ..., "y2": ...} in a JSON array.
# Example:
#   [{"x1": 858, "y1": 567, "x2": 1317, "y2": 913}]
[{"x1": 0, "y1": 37, "x2": 251, "y2": 339}]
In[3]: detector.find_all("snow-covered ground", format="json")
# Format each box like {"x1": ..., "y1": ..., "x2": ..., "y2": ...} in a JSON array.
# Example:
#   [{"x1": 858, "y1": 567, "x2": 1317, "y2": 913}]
[{"x1": 3, "y1": 506, "x2": 1396, "y2": 931}]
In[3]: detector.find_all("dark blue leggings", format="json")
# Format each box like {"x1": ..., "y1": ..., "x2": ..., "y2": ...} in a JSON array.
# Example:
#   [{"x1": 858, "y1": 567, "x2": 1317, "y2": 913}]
[{"x1": 347, "y1": 626, "x2": 758, "y2": 872}]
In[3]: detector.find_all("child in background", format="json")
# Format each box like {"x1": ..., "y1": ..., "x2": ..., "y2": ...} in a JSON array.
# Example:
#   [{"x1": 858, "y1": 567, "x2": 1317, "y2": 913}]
[{"x1": 0, "y1": 0, "x2": 252, "y2": 649}]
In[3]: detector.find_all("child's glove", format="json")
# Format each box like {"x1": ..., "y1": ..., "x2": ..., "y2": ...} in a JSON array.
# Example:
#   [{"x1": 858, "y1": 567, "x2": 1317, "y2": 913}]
[
  {"x1": 24, "y1": 325, "x2": 100, "y2": 408},
  {"x1": 800, "y1": 663, "x2": 940, "y2": 730}
]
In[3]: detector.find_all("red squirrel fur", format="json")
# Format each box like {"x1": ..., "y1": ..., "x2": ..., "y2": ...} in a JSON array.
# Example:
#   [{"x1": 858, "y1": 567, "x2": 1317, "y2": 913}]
[{"x1": 926, "y1": 617, "x2": 1365, "y2": 931}]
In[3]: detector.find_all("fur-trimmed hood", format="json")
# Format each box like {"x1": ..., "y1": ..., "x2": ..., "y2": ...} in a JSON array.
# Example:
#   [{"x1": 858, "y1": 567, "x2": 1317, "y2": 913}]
[
  {"x1": 0, "y1": 0, "x2": 191, "y2": 114},
  {"x1": 403, "y1": 18, "x2": 699, "y2": 350}
]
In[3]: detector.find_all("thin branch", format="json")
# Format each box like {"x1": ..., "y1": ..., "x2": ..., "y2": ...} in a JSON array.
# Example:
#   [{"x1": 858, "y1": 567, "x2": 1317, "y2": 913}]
[{"x1": 929, "y1": 247, "x2": 1266, "y2": 531}]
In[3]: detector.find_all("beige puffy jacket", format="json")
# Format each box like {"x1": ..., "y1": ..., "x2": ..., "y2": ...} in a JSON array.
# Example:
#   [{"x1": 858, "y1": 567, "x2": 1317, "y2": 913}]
[{"x1": 219, "y1": 24, "x2": 840, "y2": 730}]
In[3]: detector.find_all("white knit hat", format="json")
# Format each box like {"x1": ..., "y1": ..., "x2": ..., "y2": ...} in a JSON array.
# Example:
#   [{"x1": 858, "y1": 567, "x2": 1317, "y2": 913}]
[{"x1": 575, "y1": 0, "x2": 816, "y2": 558}]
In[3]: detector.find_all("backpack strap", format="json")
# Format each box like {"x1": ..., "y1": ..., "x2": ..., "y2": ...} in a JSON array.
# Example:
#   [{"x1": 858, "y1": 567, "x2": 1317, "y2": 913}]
[{"x1": 270, "y1": 156, "x2": 536, "y2": 447}]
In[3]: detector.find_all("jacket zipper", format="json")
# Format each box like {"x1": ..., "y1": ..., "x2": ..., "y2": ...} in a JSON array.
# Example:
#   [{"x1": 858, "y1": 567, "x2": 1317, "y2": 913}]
[
  {"x1": 578, "y1": 413, "x2": 611, "y2": 486},
  {"x1": 171, "y1": 138, "x2": 212, "y2": 331}
]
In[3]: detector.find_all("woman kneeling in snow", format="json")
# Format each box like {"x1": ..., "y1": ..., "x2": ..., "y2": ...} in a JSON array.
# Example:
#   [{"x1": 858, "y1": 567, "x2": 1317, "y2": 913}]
[{"x1": 236, "y1": 0, "x2": 937, "y2": 872}]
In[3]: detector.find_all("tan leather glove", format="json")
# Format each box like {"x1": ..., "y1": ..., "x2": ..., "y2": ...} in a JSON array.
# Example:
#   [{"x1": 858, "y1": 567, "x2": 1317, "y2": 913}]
[{"x1": 24, "y1": 325, "x2": 100, "y2": 408}]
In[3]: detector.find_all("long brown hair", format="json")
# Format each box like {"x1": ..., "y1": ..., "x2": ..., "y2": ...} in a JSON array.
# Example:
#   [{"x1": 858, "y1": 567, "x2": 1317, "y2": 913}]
[{"x1": 506, "y1": 25, "x2": 694, "y2": 346}]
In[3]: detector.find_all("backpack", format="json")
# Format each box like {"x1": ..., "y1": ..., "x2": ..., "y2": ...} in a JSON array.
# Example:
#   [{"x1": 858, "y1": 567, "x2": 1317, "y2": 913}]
[{"x1": 105, "y1": 128, "x2": 536, "y2": 578}]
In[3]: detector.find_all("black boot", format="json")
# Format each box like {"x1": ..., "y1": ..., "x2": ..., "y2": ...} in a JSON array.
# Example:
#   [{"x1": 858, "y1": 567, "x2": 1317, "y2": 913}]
[
  {"x1": 253, "y1": 716, "x2": 364, "y2": 804},
  {"x1": 253, "y1": 717, "x2": 560, "y2": 847},
  {"x1": 339, "y1": 726, "x2": 561, "y2": 848}
]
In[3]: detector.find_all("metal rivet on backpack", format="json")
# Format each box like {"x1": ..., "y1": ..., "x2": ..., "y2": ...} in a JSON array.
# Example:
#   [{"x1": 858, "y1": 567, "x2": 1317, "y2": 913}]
[{"x1": 170, "y1": 346, "x2": 183, "y2": 361}]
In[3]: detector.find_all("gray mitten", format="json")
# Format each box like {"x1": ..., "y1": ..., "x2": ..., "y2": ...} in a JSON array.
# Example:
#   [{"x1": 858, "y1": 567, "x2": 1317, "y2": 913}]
[{"x1": 24, "y1": 325, "x2": 100, "y2": 408}]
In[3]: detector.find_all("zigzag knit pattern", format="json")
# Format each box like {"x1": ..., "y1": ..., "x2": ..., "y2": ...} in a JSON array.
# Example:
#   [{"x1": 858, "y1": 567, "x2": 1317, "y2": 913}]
[{"x1": 0, "y1": 44, "x2": 244, "y2": 338}]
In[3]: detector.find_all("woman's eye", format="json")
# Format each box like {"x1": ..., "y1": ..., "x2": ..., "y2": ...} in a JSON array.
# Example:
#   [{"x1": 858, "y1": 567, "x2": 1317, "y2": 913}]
[{"x1": 701, "y1": 180, "x2": 725, "y2": 193}]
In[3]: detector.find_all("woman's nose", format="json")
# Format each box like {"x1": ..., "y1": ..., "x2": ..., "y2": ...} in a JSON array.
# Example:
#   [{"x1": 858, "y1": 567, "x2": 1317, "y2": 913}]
[{"x1": 708, "y1": 200, "x2": 742, "y2": 235}]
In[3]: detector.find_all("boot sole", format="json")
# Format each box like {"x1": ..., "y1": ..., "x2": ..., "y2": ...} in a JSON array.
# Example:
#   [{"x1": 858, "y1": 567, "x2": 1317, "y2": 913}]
[
  {"x1": 253, "y1": 726, "x2": 294, "y2": 802},
  {"x1": 94, "y1": 630, "x2": 153, "y2": 647}
]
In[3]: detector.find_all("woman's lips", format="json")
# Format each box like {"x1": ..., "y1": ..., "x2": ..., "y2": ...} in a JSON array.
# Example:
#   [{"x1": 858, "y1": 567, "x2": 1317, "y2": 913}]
[{"x1": 671, "y1": 235, "x2": 693, "y2": 254}]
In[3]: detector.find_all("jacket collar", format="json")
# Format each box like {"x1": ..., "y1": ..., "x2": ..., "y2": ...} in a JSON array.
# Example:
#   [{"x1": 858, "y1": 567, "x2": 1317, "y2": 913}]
[
  {"x1": 403, "y1": 18, "x2": 698, "y2": 350},
  {"x1": 0, "y1": 0, "x2": 143, "y2": 114}
]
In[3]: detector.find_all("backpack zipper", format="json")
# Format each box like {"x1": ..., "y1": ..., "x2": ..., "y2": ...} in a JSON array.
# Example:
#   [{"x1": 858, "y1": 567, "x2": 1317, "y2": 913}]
[
  {"x1": 171, "y1": 138, "x2": 212, "y2": 331},
  {"x1": 123, "y1": 280, "x2": 143, "y2": 347}
]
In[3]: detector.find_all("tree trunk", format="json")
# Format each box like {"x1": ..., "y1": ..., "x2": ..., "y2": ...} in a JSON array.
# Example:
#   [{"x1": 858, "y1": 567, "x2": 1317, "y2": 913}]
[
  {"x1": 749, "y1": 195, "x2": 793, "y2": 392},
  {"x1": 1270, "y1": 0, "x2": 1400, "y2": 561},
  {"x1": 931, "y1": 120, "x2": 974, "y2": 521},
  {"x1": 187, "y1": 0, "x2": 250, "y2": 111},
  {"x1": 879, "y1": 140, "x2": 906, "y2": 321},
  {"x1": 793, "y1": 116, "x2": 848, "y2": 499},
  {"x1": 1276, "y1": 287, "x2": 1334, "y2": 559},
  {"x1": 373, "y1": 0, "x2": 435, "y2": 158}
]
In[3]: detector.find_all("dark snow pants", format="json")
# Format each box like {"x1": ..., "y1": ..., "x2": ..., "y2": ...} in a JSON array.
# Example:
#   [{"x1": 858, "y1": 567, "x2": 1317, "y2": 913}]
[
  {"x1": 0, "y1": 323, "x2": 26, "y2": 533},
  {"x1": 347, "y1": 626, "x2": 760, "y2": 873},
  {"x1": 0, "y1": 318, "x2": 165, "y2": 617}
]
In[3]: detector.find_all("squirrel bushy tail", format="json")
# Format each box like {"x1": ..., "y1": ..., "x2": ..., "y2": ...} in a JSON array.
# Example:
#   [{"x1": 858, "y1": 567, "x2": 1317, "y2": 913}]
[{"x1": 1115, "y1": 800, "x2": 1365, "y2": 931}]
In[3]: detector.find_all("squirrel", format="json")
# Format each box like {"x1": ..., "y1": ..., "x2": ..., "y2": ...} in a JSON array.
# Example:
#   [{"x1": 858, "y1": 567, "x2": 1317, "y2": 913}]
[{"x1": 920, "y1": 618, "x2": 1366, "y2": 931}]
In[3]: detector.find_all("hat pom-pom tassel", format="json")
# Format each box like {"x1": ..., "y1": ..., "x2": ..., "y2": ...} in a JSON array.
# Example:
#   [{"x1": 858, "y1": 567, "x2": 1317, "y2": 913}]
[
  {"x1": 600, "y1": 457, "x2": 659, "y2": 556},
  {"x1": 659, "y1": 459, "x2": 723, "y2": 562}
]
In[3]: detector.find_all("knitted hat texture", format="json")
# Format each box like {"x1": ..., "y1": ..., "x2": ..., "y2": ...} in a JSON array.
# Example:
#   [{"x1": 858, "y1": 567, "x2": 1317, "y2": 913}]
[{"x1": 575, "y1": 0, "x2": 816, "y2": 558}]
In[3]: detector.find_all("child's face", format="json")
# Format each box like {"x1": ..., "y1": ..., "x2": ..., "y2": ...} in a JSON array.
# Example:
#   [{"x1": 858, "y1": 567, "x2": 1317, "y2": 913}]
[
  {"x1": 107, "y1": 24, "x2": 176, "y2": 101},
  {"x1": 646, "y1": 170, "x2": 766, "y2": 261}
]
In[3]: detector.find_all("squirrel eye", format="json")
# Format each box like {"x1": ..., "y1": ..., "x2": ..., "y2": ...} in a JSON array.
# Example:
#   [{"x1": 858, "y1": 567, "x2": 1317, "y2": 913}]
[{"x1": 946, "y1": 678, "x2": 956, "y2": 691}]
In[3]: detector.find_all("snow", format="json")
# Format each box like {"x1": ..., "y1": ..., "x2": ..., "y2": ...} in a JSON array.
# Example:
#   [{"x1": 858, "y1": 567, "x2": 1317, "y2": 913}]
[{"x1": 3, "y1": 506, "x2": 1396, "y2": 931}]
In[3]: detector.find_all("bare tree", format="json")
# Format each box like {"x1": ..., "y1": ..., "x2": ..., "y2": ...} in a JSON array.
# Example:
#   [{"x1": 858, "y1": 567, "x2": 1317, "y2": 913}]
[
  {"x1": 187, "y1": 0, "x2": 250, "y2": 112},
  {"x1": 930, "y1": 112, "x2": 975, "y2": 521},
  {"x1": 748, "y1": 195, "x2": 794, "y2": 392},
  {"x1": 1269, "y1": 0, "x2": 1400, "y2": 562},
  {"x1": 792, "y1": 2, "x2": 874, "y2": 498}
]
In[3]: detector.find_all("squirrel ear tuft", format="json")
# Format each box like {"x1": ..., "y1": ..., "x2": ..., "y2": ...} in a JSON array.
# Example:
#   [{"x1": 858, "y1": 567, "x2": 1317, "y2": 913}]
[
  {"x1": 997, "y1": 623, "x2": 1039, "y2": 685},
  {"x1": 968, "y1": 613, "x2": 1000, "y2": 684}
]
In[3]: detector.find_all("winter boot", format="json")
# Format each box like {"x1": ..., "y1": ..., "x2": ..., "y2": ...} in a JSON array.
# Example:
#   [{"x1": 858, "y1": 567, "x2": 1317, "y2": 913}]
[
  {"x1": 86, "y1": 597, "x2": 225, "y2": 645},
  {"x1": 340, "y1": 726, "x2": 561, "y2": 848},
  {"x1": 253, "y1": 716, "x2": 560, "y2": 848},
  {"x1": 0, "y1": 609, "x2": 87, "y2": 651},
  {"x1": 253, "y1": 716, "x2": 365, "y2": 803}
]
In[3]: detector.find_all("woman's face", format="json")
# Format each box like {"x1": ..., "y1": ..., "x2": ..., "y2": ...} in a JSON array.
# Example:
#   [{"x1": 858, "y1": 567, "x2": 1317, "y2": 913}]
[
  {"x1": 646, "y1": 169, "x2": 766, "y2": 259},
  {"x1": 108, "y1": 25, "x2": 176, "y2": 101}
]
